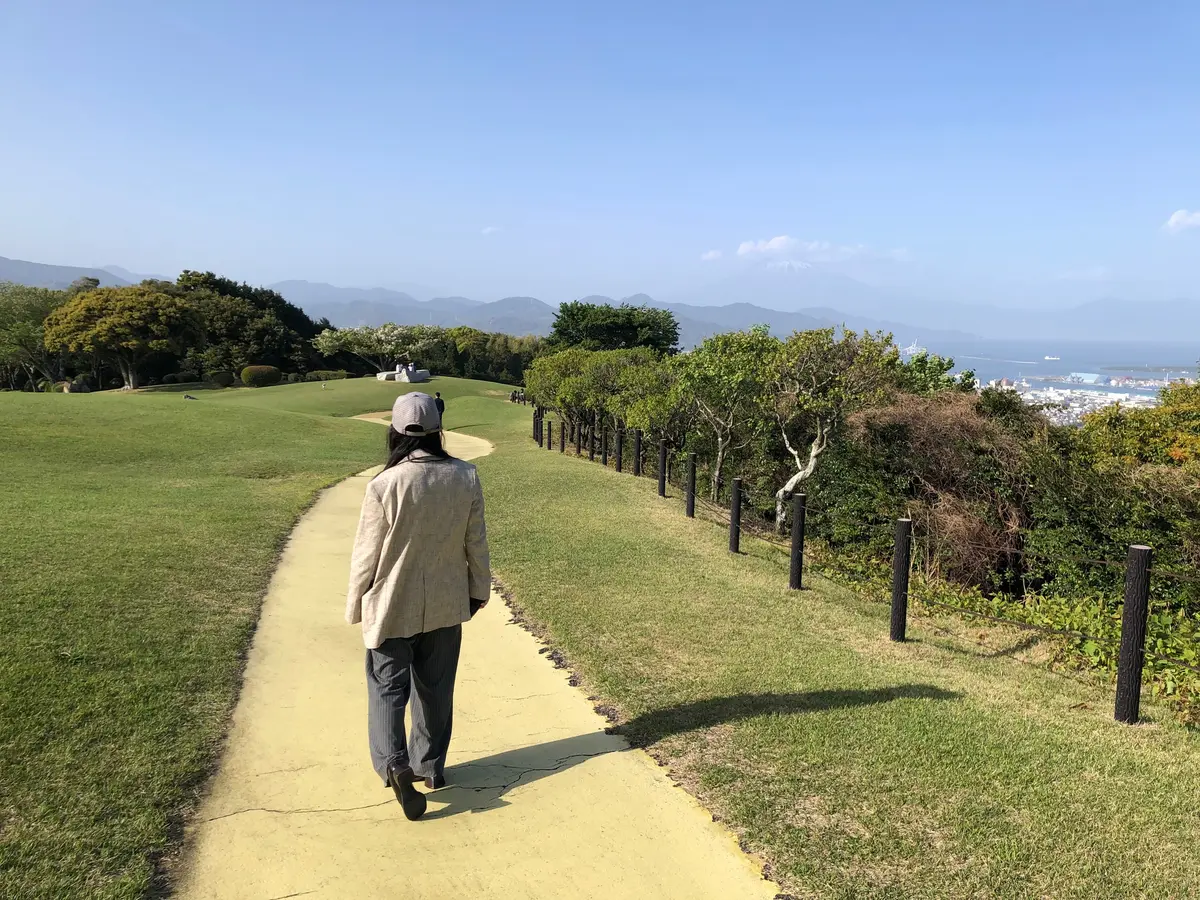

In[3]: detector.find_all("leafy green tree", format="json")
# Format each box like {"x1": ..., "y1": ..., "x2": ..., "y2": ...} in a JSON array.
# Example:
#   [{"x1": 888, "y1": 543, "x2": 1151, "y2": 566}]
[
  {"x1": 0, "y1": 282, "x2": 67, "y2": 389},
  {"x1": 896, "y1": 351, "x2": 976, "y2": 395},
  {"x1": 43, "y1": 285, "x2": 201, "y2": 389},
  {"x1": 548, "y1": 302, "x2": 679, "y2": 354},
  {"x1": 176, "y1": 271, "x2": 320, "y2": 340},
  {"x1": 187, "y1": 292, "x2": 299, "y2": 374},
  {"x1": 613, "y1": 352, "x2": 694, "y2": 451},
  {"x1": 676, "y1": 326, "x2": 780, "y2": 500},
  {"x1": 170, "y1": 272, "x2": 320, "y2": 372},
  {"x1": 66, "y1": 277, "x2": 100, "y2": 298},
  {"x1": 770, "y1": 328, "x2": 899, "y2": 529},
  {"x1": 525, "y1": 348, "x2": 592, "y2": 417},
  {"x1": 312, "y1": 323, "x2": 442, "y2": 372}
]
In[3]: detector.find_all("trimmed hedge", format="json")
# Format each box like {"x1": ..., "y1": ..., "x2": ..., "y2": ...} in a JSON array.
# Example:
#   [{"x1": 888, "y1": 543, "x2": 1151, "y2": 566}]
[
  {"x1": 241, "y1": 365, "x2": 283, "y2": 387},
  {"x1": 304, "y1": 370, "x2": 350, "y2": 382},
  {"x1": 162, "y1": 373, "x2": 178, "y2": 385},
  {"x1": 208, "y1": 371, "x2": 236, "y2": 388},
  {"x1": 286, "y1": 373, "x2": 302, "y2": 384}
]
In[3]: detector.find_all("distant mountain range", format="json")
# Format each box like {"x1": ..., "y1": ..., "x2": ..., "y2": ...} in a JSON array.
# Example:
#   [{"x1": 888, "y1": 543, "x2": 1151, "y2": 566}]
[
  {"x1": 270, "y1": 279, "x2": 966, "y2": 347},
  {"x1": 3, "y1": 253, "x2": 1196, "y2": 344},
  {"x1": 0, "y1": 256, "x2": 131, "y2": 290}
]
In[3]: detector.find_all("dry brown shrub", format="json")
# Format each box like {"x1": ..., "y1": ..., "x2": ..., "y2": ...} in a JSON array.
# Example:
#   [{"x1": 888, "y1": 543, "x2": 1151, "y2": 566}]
[{"x1": 850, "y1": 393, "x2": 1027, "y2": 586}]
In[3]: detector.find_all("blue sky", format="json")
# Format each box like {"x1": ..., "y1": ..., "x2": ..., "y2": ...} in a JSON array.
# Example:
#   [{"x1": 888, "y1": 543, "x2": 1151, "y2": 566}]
[{"x1": 2, "y1": 0, "x2": 1198, "y2": 306}]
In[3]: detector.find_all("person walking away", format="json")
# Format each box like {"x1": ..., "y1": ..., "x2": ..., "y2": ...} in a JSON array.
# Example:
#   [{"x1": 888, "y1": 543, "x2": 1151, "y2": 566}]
[
  {"x1": 434, "y1": 391, "x2": 445, "y2": 418},
  {"x1": 346, "y1": 392, "x2": 490, "y2": 821}
]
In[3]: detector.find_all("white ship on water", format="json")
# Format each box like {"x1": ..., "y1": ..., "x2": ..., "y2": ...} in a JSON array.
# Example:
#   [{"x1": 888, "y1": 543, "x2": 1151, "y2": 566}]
[
  {"x1": 1044, "y1": 355, "x2": 1061, "y2": 361},
  {"x1": 901, "y1": 340, "x2": 927, "y2": 358}
]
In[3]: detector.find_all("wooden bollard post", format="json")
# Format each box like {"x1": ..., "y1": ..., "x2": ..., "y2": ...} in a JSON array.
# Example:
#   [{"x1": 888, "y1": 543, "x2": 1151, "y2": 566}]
[
  {"x1": 1115, "y1": 544, "x2": 1153, "y2": 724},
  {"x1": 615, "y1": 430, "x2": 624, "y2": 472},
  {"x1": 575, "y1": 421, "x2": 582, "y2": 456},
  {"x1": 686, "y1": 453, "x2": 696, "y2": 518},
  {"x1": 657, "y1": 440, "x2": 667, "y2": 497},
  {"x1": 789, "y1": 493, "x2": 807, "y2": 591},
  {"x1": 728, "y1": 478, "x2": 742, "y2": 553},
  {"x1": 601, "y1": 428, "x2": 608, "y2": 466},
  {"x1": 532, "y1": 410, "x2": 538, "y2": 441},
  {"x1": 560, "y1": 420, "x2": 566, "y2": 452},
  {"x1": 633, "y1": 430, "x2": 642, "y2": 477},
  {"x1": 546, "y1": 419, "x2": 553, "y2": 450},
  {"x1": 889, "y1": 518, "x2": 913, "y2": 642}
]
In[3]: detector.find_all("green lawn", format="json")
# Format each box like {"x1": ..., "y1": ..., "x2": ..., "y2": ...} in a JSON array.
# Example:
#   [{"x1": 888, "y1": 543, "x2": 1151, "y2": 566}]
[
  {"x1": 0, "y1": 377, "x2": 506, "y2": 899},
  {"x1": 3, "y1": 380, "x2": 1199, "y2": 898},
  {"x1": 477, "y1": 411, "x2": 1200, "y2": 899}
]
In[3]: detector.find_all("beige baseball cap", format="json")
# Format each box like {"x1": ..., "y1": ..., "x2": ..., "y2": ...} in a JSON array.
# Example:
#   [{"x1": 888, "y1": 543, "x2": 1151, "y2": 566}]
[{"x1": 391, "y1": 391, "x2": 442, "y2": 436}]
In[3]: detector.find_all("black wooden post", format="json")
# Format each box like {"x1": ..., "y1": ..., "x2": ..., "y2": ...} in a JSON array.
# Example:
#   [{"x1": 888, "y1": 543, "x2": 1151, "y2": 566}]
[
  {"x1": 546, "y1": 419, "x2": 553, "y2": 450},
  {"x1": 729, "y1": 478, "x2": 742, "y2": 553},
  {"x1": 889, "y1": 518, "x2": 913, "y2": 642},
  {"x1": 560, "y1": 420, "x2": 566, "y2": 452},
  {"x1": 575, "y1": 421, "x2": 582, "y2": 456},
  {"x1": 615, "y1": 430, "x2": 623, "y2": 472},
  {"x1": 532, "y1": 409, "x2": 538, "y2": 441},
  {"x1": 657, "y1": 440, "x2": 667, "y2": 497},
  {"x1": 1115, "y1": 544, "x2": 1153, "y2": 725},
  {"x1": 686, "y1": 453, "x2": 696, "y2": 518},
  {"x1": 633, "y1": 430, "x2": 642, "y2": 476},
  {"x1": 789, "y1": 493, "x2": 807, "y2": 591},
  {"x1": 568, "y1": 421, "x2": 575, "y2": 443},
  {"x1": 601, "y1": 427, "x2": 608, "y2": 466}
]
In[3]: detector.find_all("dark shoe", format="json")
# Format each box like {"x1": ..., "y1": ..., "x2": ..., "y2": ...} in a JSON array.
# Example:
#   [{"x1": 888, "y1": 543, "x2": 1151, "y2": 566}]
[
  {"x1": 386, "y1": 764, "x2": 427, "y2": 821},
  {"x1": 407, "y1": 771, "x2": 447, "y2": 791}
]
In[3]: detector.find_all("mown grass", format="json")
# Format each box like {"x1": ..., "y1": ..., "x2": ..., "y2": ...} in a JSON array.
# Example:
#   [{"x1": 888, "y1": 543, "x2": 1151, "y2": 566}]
[
  {"x1": 477, "y1": 411, "x2": 1200, "y2": 899},
  {"x1": 5, "y1": 381, "x2": 1199, "y2": 898},
  {"x1": 0, "y1": 378, "x2": 503, "y2": 898}
]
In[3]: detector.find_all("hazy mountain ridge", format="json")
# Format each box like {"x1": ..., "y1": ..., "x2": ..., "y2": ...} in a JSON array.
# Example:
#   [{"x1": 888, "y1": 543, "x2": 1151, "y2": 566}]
[
  {"x1": 4, "y1": 254, "x2": 1194, "y2": 344},
  {"x1": 1, "y1": 256, "x2": 130, "y2": 289}
]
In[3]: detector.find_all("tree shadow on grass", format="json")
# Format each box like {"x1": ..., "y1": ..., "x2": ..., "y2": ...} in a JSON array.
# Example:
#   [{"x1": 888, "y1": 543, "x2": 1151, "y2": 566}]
[{"x1": 425, "y1": 684, "x2": 959, "y2": 819}]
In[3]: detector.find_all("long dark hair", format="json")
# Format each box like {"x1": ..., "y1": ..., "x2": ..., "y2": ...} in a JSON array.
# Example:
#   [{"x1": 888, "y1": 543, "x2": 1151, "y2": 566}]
[{"x1": 382, "y1": 426, "x2": 452, "y2": 472}]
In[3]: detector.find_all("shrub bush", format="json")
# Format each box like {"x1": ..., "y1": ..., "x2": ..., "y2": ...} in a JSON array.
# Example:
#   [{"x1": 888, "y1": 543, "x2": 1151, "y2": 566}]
[
  {"x1": 208, "y1": 370, "x2": 236, "y2": 388},
  {"x1": 304, "y1": 370, "x2": 350, "y2": 382},
  {"x1": 241, "y1": 365, "x2": 283, "y2": 387},
  {"x1": 162, "y1": 373, "x2": 178, "y2": 385},
  {"x1": 286, "y1": 373, "x2": 302, "y2": 384}
]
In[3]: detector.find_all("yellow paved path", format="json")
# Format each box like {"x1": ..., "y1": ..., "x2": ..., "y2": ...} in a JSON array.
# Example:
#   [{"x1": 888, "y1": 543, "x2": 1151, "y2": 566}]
[{"x1": 175, "y1": 430, "x2": 777, "y2": 900}]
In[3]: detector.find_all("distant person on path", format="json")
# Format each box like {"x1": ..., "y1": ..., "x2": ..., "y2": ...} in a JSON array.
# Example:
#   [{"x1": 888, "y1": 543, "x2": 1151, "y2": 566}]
[
  {"x1": 434, "y1": 391, "x2": 445, "y2": 419},
  {"x1": 346, "y1": 392, "x2": 491, "y2": 821}
]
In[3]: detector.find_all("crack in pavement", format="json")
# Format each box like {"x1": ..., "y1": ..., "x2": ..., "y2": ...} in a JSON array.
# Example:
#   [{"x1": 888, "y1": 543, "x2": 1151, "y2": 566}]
[
  {"x1": 204, "y1": 800, "x2": 394, "y2": 823},
  {"x1": 254, "y1": 764, "x2": 321, "y2": 778},
  {"x1": 452, "y1": 749, "x2": 622, "y2": 807}
]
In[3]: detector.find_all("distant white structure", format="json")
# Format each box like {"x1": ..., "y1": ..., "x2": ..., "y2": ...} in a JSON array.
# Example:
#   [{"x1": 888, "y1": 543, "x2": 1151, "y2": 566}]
[
  {"x1": 377, "y1": 363, "x2": 430, "y2": 383},
  {"x1": 901, "y1": 340, "x2": 927, "y2": 358}
]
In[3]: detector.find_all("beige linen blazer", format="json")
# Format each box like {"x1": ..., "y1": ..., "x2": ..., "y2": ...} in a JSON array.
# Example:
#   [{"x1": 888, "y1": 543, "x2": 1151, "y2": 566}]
[{"x1": 346, "y1": 451, "x2": 490, "y2": 648}]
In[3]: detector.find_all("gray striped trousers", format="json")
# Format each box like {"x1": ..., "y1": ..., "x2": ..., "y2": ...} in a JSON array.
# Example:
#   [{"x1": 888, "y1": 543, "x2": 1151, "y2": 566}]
[{"x1": 365, "y1": 624, "x2": 462, "y2": 783}]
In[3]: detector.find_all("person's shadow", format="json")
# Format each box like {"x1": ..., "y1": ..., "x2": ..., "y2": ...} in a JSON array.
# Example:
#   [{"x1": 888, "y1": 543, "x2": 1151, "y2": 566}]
[{"x1": 423, "y1": 684, "x2": 960, "y2": 818}]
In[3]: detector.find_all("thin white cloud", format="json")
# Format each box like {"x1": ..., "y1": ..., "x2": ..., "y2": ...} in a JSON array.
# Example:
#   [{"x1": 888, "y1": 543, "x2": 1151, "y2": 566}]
[
  {"x1": 737, "y1": 235, "x2": 797, "y2": 255},
  {"x1": 736, "y1": 235, "x2": 878, "y2": 263},
  {"x1": 767, "y1": 260, "x2": 812, "y2": 271},
  {"x1": 1164, "y1": 210, "x2": 1200, "y2": 234},
  {"x1": 481, "y1": 225, "x2": 500, "y2": 236},
  {"x1": 700, "y1": 249, "x2": 722, "y2": 261}
]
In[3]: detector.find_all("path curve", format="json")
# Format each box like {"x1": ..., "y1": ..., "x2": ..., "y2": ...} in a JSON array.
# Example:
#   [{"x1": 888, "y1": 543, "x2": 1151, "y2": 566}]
[
  {"x1": 351, "y1": 413, "x2": 495, "y2": 460},
  {"x1": 174, "y1": 427, "x2": 777, "y2": 899}
]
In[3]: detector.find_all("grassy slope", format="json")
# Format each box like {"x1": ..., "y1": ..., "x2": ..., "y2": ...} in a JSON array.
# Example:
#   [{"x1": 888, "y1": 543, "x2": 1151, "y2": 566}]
[
  {"x1": 0, "y1": 378, "x2": 504, "y2": 899},
  {"x1": 477, "y1": 410, "x2": 1200, "y2": 899}
]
